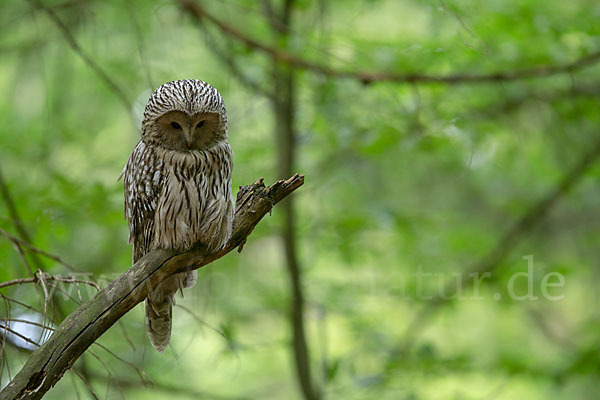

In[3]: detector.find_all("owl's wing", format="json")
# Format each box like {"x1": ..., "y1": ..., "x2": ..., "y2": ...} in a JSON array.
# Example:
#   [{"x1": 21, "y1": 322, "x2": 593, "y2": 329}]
[{"x1": 121, "y1": 141, "x2": 164, "y2": 263}]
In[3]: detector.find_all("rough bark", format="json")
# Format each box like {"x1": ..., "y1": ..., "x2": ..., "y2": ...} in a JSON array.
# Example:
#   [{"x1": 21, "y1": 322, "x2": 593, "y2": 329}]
[{"x1": 0, "y1": 174, "x2": 304, "y2": 400}]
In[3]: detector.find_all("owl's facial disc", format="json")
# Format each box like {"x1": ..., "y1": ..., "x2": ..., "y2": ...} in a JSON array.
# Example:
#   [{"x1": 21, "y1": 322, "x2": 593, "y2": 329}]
[{"x1": 155, "y1": 111, "x2": 221, "y2": 151}]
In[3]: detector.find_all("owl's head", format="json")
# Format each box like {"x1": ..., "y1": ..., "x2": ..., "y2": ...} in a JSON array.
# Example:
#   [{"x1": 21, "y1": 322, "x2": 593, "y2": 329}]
[{"x1": 141, "y1": 80, "x2": 228, "y2": 151}]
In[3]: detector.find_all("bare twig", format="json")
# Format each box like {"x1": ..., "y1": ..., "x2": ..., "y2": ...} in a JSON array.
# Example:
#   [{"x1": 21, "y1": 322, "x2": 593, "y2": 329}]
[
  {"x1": 92, "y1": 342, "x2": 151, "y2": 386},
  {"x1": 34, "y1": 271, "x2": 50, "y2": 340},
  {"x1": 0, "y1": 326, "x2": 40, "y2": 349},
  {"x1": 0, "y1": 168, "x2": 37, "y2": 265},
  {"x1": 0, "y1": 272, "x2": 100, "y2": 292},
  {"x1": 0, "y1": 167, "x2": 46, "y2": 274},
  {"x1": 124, "y1": 0, "x2": 154, "y2": 89},
  {"x1": 177, "y1": 0, "x2": 600, "y2": 85},
  {"x1": 0, "y1": 228, "x2": 76, "y2": 272},
  {"x1": 201, "y1": 27, "x2": 275, "y2": 99},
  {"x1": 0, "y1": 294, "x2": 47, "y2": 319},
  {"x1": 175, "y1": 304, "x2": 229, "y2": 341},
  {"x1": 1, "y1": 295, "x2": 11, "y2": 379},
  {"x1": 0, "y1": 319, "x2": 54, "y2": 332},
  {"x1": 0, "y1": 166, "x2": 79, "y2": 346},
  {"x1": 70, "y1": 368, "x2": 100, "y2": 400},
  {"x1": 0, "y1": 228, "x2": 45, "y2": 320},
  {"x1": 87, "y1": 371, "x2": 254, "y2": 400},
  {"x1": 68, "y1": 370, "x2": 81, "y2": 400},
  {"x1": 439, "y1": 0, "x2": 482, "y2": 44},
  {"x1": 86, "y1": 348, "x2": 126, "y2": 400},
  {"x1": 9, "y1": 237, "x2": 34, "y2": 278},
  {"x1": 0, "y1": 174, "x2": 303, "y2": 400}
]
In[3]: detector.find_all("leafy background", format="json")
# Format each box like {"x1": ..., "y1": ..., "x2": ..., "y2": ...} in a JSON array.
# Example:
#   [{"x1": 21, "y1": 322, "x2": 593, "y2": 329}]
[{"x1": 1, "y1": 0, "x2": 599, "y2": 399}]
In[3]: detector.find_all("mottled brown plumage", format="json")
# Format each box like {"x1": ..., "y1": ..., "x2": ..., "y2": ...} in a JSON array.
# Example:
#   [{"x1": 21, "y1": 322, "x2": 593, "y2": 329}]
[{"x1": 121, "y1": 80, "x2": 233, "y2": 352}]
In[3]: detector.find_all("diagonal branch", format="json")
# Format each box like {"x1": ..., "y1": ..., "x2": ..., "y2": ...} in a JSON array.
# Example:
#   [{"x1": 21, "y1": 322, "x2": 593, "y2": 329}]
[
  {"x1": 0, "y1": 166, "x2": 46, "y2": 273},
  {"x1": 177, "y1": 0, "x2": 600, "y2": 85},
  {"x1": 201, "y1": 25, "x2": 275, "y2": 99},
  {"x1": 26, "y1": 0, "x2": 131, "y2": 111},
  {"x1": 0, "y1": 174, "x2": 304, "y2": 400},
  {"x1": 396, "y1": 135, "x2": 600, "y2": 354},
  {"x1": 0, "y1": 228, "x2": 76, "y2": 272}
]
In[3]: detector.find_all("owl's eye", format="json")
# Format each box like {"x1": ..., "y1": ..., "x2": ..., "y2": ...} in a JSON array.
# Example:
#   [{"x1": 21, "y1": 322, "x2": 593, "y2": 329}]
[
  {"x1": 170, "y1": 122, "x2": 182, "y2": 130},
  {"x1": 196, "y1": 120, "x2": 205, "y2": 129}
]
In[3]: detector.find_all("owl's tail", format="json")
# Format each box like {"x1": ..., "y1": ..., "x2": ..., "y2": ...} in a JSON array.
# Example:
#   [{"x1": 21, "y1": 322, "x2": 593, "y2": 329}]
[
  {"x1": 145, "y1": 271, "x2": 197, "y2": 352},
  {"x1": 145, "y1": 292, "x2": 173, "y2": 353}
]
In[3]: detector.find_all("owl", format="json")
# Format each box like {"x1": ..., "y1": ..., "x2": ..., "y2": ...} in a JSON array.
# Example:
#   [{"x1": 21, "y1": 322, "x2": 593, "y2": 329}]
[{"x1": 121, "y1": 80, "x2": 233, "y2": 352}]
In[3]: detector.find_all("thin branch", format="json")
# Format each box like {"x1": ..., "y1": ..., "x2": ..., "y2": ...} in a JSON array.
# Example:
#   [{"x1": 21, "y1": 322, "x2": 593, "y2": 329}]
[
  {"x1": 86, "y1": 348, "x2": 126, "y2": 400},
  {"x1": 0, "y1": 235, "x2": 46, "y2": 322},
  {"x1": 51, "y1": 283, "x2": 84, "y2": 306},
  {"x1": 0, "y1": 319, "x2": 54, "y2": 332},
  {"x1": 396, "y1": 135, "x2": 600, "y2": 355},
  {"x1": 260, "y1": 0, "x2": 277, "y2": 30},
  {"x1": 0, "y1": 167, "x2": 32, "y2": 255},
  {"x1": 91, "y1": 342, "x2": 151, "y2": 386},
  {"x1": 0, "y1": 272, "x2": 100, "y2": 292},
  {"x1": 87, "y1": 371, "x2": 253, "y2": 400},
  {"x1": 281, "y1": 0, "x2": 294, "y2": 26},
  {"x1": 175, "y1": 304, "x2": 229, "y2": 342},
  {"x1": 116, "y1": 320, "x2": 136, "y2": 353},
  {"x1": 177, "y1": 0, "x2": 600, "y2": 85},
  {"x1": 200, "y1": 25, "x2": 274, "y2": 99},
  {"x1": 35, "y1": 272, "x2": 50, "y2": 335},
  {"x1": 0, "y1": 166, "x2": 80, "y2": 345},
  {"x1": 1, "y1": 295, "x2": 12, "y2": 379},
  {"x1": 0, "y1": 228, "x2": 77, "y2": 272},
  {"x1": 439, "y1": 0, "x2": 479, "y2": 41},
  {"x1": 0, "y1": 294, "x2": 47, "y2": 319},
  {"x1": 9, "y1": 236, "x2": 34, "y2": 278},
  {"x1": 70, "y1": 368, "x2": 100, "y2": 400},
  {"x1": 0, "y1": 326, "x2": 40, "y2": 349},
  {"x1": 0, "y1": 167, "x2": 44, "y2": 272},
  {"x1": 0, "y1": 174, "x2": 303, "y2": 400},
  {"x1": 124, "y1": 0, "x2": 154, "y2": 89},
  {"x1": 68, "y1": 370, "x2": 81, "y2": 400},
  {"x1": 25, "y1": 0, "x2": 131, "y2": 110}
]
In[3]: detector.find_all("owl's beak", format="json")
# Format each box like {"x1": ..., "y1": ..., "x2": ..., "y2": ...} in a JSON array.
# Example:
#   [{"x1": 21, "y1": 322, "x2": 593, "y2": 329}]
[{"x1": 183, "y1": 129, "x2": 194, "y2": 148}]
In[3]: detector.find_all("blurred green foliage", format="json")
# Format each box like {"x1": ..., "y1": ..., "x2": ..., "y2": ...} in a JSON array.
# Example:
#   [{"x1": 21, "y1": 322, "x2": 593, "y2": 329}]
[{"x1": 1, "y1": 0, "x2": 599, "y2": 399}]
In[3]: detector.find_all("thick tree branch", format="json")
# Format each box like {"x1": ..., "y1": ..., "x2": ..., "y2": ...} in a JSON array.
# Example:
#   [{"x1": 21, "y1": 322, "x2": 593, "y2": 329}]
[
  {"x1": 0, "y1": 174, "x2": 304, "y2": 400},
  {"x1": 177, "y1": 0, "x2": 600, "y2": 85}
]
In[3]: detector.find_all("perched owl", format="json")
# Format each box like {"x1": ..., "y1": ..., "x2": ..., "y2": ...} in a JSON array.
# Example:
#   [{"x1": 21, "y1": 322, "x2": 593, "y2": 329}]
[{"x1": 121, "y1": 80, "x2": 233, "y2": 352}]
